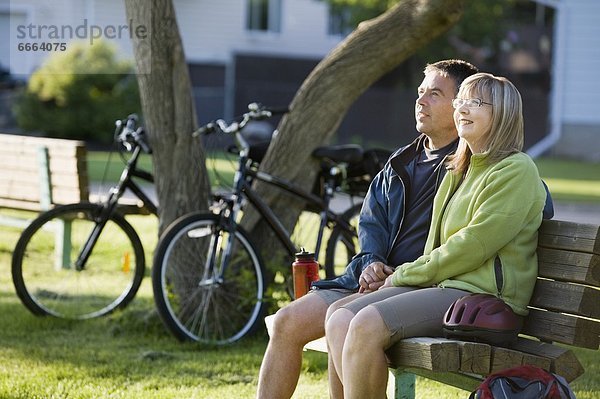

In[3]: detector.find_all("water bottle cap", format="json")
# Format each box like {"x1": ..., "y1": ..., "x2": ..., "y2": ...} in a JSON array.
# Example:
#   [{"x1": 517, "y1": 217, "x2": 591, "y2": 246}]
[{"x1": 295, "y1": 247, "x2": 315, "y2": 259}]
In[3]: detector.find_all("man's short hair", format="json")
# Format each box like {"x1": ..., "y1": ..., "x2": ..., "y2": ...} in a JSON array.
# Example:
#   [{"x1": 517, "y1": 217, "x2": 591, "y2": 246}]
[{"x1": 424, "y1": 59, "x2": 479, "y2": 94}]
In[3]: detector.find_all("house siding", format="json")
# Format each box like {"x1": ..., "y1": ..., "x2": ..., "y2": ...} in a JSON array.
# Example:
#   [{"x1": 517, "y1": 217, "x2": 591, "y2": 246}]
[
  {"x1": 561, "y1": 0, "x2": 600, "y2": 124},
  {"x1": 176, "y1": 0, "x2": 339, "y2": 63},
  {"x1": 552, "y1": 0, "x2": 600, "y2": 160}
]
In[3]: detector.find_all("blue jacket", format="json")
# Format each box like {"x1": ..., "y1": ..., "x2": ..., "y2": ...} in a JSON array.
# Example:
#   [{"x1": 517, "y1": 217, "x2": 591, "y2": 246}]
[{"x1": 313, "y1": 135, "x2": 453, "y2": 290}]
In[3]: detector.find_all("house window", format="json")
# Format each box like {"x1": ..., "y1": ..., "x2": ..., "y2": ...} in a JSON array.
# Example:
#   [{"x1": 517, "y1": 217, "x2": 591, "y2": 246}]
[{"x1": 247, "y1": 0, "x2": 281, "y2": 33}]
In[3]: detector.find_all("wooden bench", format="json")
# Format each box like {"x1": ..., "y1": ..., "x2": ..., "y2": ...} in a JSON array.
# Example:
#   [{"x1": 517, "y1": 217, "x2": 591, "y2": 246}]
[
  {"x1": 0, "y1": 133, "x2": 89, "y2": 228},
  {"x1": 265, "y1": 219, "x2": 600, "y2": 398}
]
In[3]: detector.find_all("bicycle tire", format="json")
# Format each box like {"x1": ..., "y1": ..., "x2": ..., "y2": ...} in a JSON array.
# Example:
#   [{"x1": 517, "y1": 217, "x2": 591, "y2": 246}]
[
  {"x1": 324, "y1": 203, "x2": 362, "y2": 279},
  {"x1": 11, "y1": 203, "x2": 145, "y2": 319},
  {"x1": 152, "y1": 213, "x2": 266, "y2": 345}
]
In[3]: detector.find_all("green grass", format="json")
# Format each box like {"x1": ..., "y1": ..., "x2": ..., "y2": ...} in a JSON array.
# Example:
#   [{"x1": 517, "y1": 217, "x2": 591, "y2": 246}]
[
  {"x1": 0, "y1": 215, "x2": 336, "y2": 399},
  {"x1": 87, "y1": 150, "x2": 236, "y2": 188},
  {"x1": 535, "y1": 157, "x2": 600, "y2": 202}
]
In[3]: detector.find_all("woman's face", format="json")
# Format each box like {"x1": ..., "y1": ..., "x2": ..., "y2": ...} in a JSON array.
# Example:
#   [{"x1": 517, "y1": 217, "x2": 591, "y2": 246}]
[{"x1": 453, "y1": 91, "x2": 493, "y2": 154}]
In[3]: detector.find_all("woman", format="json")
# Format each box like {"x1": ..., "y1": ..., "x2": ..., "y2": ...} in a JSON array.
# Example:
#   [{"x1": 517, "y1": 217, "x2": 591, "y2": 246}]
[{"x1": 325, "y1": 73, "x2": 548, "y2": 399}]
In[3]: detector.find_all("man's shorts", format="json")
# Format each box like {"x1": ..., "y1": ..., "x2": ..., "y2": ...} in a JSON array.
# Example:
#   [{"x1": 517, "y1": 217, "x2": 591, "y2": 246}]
[{"x1": 308, "y1": 287, "x2": 356, "y2": 306}]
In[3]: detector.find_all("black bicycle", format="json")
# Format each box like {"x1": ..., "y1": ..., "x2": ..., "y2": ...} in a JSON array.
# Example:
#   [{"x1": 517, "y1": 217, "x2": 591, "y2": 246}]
[
  {"x1": 152, "y1": 103, "x2": 389, "y2": 344},
  {"x1": 12, "y1": 115, "x2": 157, "y2": 319}
]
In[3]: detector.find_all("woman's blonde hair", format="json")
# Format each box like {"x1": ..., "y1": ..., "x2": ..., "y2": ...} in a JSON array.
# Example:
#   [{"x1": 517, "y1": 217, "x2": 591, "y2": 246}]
[{"x1": 447, "y1": 73, "x2": 524, "y2": 174}]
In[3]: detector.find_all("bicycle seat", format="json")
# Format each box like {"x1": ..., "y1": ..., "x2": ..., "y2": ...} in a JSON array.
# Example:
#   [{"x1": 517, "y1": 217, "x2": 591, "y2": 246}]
[{"x1": 312, "y1": 144, "x2": 364, "y2": 164}]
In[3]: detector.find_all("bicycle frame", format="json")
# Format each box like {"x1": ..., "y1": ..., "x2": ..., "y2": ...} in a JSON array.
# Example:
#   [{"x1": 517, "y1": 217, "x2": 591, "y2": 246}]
[
  {"x1": 75, "y1": 144, "x2": 157, "y2": 270},
  {"x1": 218, "y1": 139, "x2": 356, "y2": 262}
]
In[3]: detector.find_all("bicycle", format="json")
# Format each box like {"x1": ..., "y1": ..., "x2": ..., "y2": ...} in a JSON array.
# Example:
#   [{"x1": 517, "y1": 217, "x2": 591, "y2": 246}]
[
  {"x1": 11, "y1": 115, "x2": 157, "y2": 319},
  {"x1": 152, "y1": 103, "x2": 389, "y2": 344}
]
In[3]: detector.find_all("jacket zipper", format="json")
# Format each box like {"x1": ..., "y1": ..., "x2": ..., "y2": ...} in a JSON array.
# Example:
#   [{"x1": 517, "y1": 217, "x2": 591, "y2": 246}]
[
  {"x1": 494, "y1": 256, "x2": 504, "y2": 296},
  {"x1": 386, "y1": 175, "x2": 406, "y2": 260}
]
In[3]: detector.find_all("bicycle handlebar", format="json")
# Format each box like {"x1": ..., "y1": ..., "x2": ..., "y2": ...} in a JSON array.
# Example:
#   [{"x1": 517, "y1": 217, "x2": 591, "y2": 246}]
[
  {"x1": 115, "y1": 114, "x2": 152, "y2": 154},
  {"x1": 193, "y1": 102, "x2": 288, "y2": 137}
]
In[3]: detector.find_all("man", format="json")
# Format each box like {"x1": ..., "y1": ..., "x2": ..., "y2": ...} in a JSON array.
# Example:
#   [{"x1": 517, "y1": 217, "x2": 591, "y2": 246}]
[{"x1": 256, "y1": 59, "x2": 479, "y2": 399}]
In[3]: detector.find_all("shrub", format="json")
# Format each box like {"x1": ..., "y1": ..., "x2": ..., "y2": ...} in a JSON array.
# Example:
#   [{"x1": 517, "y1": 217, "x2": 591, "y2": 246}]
[{"x1": 14, "y1": 40, "x2": 141, "y2": 143}]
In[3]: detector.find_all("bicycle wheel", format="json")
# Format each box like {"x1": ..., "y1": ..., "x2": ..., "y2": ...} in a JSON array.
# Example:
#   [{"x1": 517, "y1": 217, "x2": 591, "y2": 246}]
[
  {"x1": 11, "y1": 203, "x2": 145, "y2": 319},
  {"x1": 152, "y1": 213, "x2": 265, "y2": 345},
  {"x1": 324, "y1": 203, "x2": 362, "y2": 279}
]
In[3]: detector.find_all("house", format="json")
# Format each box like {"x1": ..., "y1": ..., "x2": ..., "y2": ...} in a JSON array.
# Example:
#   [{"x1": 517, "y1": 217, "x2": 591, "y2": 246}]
[
  {"x1": 1, "y1": 0, "x2": 599, "y2": 159},
  {"x1": 529, "y1": 0, "x2": 600, "y2": 161}
]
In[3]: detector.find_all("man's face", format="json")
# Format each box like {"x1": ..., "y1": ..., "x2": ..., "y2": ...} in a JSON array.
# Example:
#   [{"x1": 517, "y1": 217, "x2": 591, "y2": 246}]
[{"x1": 415, "y1": 71, "x2": 458, "y2": 142}]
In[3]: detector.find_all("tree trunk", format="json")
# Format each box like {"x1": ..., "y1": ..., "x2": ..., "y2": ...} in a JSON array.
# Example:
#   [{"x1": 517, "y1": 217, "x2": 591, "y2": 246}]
[
  {"x1": 124, "y1": 0, "x2": 211, "y2": 234},
  {"x1": 243, "y1": 0, "x2": 465, "y2": 266}
]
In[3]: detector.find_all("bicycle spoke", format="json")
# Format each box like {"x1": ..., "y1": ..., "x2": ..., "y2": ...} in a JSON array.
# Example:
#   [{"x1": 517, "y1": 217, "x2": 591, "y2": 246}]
[
  {"x1": 153, "y1": 215, "x2": 265, "y2": 344},
  {"x1": 12, "y1": 204, "x2": 145, "y2": 319}
]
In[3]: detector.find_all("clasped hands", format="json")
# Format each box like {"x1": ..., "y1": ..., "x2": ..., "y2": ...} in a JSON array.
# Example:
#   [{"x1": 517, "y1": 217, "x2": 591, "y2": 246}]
[{"x1": 358, "y1": 261, "x2": 396, "y2": 293}]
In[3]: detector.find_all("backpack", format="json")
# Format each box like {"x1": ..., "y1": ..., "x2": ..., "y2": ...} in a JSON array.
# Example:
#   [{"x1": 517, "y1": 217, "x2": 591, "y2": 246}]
[{"x1": 469, "y1": 365, "x2": 576, "y2": 399}]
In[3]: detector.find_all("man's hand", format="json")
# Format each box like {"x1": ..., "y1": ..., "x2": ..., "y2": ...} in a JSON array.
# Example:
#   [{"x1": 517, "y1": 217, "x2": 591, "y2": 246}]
[{"x1": 358, "y1": 262, "x2": 394, "y2": 293}]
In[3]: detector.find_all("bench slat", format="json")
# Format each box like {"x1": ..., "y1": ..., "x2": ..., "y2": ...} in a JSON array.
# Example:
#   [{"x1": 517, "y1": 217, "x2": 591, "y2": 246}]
[
  {"x1": 387, "y1": 337, "x2": 460, "y2": 372},
  {"x1": 458, "y1": 341, "x2": 491, "y2": 375},
  {"x1": 0, "y1": 134, "x2": 85, "y2": 153},
  {"x1": 0, "y1": 198, "x2": 46, "y2": 211},
  {"x1": 490, "y1": 346, "x2": 551, "y2": 374},
  {"x1": 0, "y1": 153, "x2": 84, "y2": 171},
  {"x1": 530, "y1": 279, "x2": 600, "y2": 318},
  {"x1": 523, "y1": 308, "x2": 600, "y2": 349},
  {"x1": 0, "y1": 170, "x2": 83, "y2": 186},
  {"x1": 0, "y1": 185, "x2": 85, "y2": 204},
  {"x1": 538, "y1": 247, "x2": 600, "y2": 286},
  {"x1": 539, "y1": 220, "x2": 600, "y2": 255}
]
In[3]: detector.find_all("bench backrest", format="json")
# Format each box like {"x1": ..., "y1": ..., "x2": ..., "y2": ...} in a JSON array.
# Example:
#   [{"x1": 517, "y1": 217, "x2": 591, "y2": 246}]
[
  {"x1": 0, "y1": 133, "x2": 89, "y2": 211},
  {"x1": 523, "y1": 219, "x2": 600, "y2": 350}
]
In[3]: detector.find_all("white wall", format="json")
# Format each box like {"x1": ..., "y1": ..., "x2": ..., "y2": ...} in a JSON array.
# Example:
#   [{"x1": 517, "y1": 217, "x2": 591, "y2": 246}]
[
  {"x1": 560, "y1": 0, "x2": 600, "y2": 125},
  {"x1": 176, "y1": 0, "x2": 341, "y2": 63}
]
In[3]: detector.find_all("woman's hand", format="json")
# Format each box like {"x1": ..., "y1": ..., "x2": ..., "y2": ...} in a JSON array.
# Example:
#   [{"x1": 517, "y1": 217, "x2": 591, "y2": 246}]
[
  {"x1": 379, "y1": 274, "x2": 395, "y2": 290},
  {"x1": 358, "y1": 262, "x2": 394, "y2": 293}
]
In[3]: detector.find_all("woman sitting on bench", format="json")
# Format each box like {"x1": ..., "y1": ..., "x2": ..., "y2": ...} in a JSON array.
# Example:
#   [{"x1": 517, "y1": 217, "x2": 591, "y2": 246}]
[{"x1": 324, "y1": 73, "x2": 548, "y2": 399}]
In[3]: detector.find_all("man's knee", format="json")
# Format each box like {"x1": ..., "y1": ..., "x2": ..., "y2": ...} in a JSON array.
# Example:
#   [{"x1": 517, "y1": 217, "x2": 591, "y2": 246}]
[{"x1": 270, "y1": 295, "x2": 328, "y2": 341}]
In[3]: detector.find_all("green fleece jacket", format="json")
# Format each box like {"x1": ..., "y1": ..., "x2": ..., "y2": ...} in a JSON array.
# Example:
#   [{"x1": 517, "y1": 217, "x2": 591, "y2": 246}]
[{"x1": 391, "y1": 152, "x2": 546, "y2": 315}]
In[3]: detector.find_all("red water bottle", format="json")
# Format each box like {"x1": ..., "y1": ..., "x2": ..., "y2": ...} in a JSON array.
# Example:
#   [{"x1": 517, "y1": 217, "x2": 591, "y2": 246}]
[{"x1": 292, "y1": 248, "x2": 320, "y2": 299}]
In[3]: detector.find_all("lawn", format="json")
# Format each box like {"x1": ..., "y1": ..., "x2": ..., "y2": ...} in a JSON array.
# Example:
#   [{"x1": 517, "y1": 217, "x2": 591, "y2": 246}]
[
  {"x1": 535, "y1": 157, "x2": 600, "y2": 202},
  {"x1": 0, "y1": 216, "x2": 330, "y2": 399},
  {"x1": 0, "y1": 154, "x2": 598, "y2": 398}
]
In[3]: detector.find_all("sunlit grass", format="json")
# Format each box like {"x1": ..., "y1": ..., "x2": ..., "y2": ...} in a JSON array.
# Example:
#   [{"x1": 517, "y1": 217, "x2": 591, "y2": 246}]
[
  {"x1": 87, "y1": 150, "x2": 236, "y2": 189},
  {"x1": 535, "y1": 157, "x2": 600, "y2": 202}
]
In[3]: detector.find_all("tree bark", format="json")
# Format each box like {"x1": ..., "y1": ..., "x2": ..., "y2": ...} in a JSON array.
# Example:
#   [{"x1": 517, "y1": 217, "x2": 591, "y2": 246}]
[
  {"x1": 124, "y1": 0, "x2": 211, "y2": 234},
  {"x1": 243, "y1": 0, "x2": 465, "y2": 264}
]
